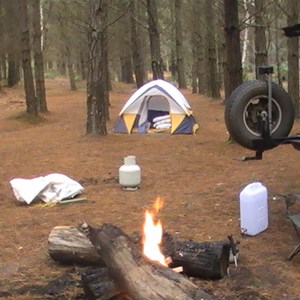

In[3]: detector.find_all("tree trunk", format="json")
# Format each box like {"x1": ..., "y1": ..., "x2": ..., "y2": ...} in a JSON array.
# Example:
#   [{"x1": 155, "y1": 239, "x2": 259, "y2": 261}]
[
  {"x1": 241, "y1": 0, "x2": 250, "y2": 69},
  {"x1": 5, "y1": 0, "x2": 20, "y2": 87},
  {"x1": 174, "y1": 0, "x2": 186, "y2": 89},
  {"x1": 194, "y1": 0, "x2": 207, "y2": 95},
  {"x1": 0, "y1": 0, "x2": 3, "y2": 88},
  {"x1": 80, "y1": 51, "x2": 87, "y2": 81},
  {"x1": 205, "y1": 0, "x2": 220, "y2": 98},
  {"x1": 287, "y1": 0, "x2": 299, "y2": 119},
  {"x1": 274, "y1": 17, "x2": 282, "y2": 86},
  {"x1": 102, "y1": 7, "x2": 110, "y2": 121},
  {"x1": 80, "y1": 222, "x2": 219, "y2": 300},
  {"x1": 146, "y1": 0, "x2": 164, "y2": 80},
  {"x1": 86, "y1": 0, "x2": 109, "y2": 135},
  {"x1": 191, "y1": 46, "x2": 198, "y2": 93},
  {"x1": 120, "y1": 56, "x2": 134, "y2": 84},
  {"x1": 223, "y1": 0, "x2": 243, "y2": 102},
  {"x1": 254, "y1": 0, "x2": 268, "y2": 80},
  {"x1": 31, "y1": 0, "x2": 48, "y2": 112},
  {"x1": 19, "y1": 0, "x2": 38, "y2": 115},
  {"x1": 1, "y1": 54, "x2": 6, "y2": 80},
  {"x1": 130, "y1": 0, "x2": 144, "y2": 88},
  {"x1": 58, "y1": 56, "x2": 67, "y2": 76},
  {"x1": 66, "y1": 45, "x2": 77, "y2": 91}
]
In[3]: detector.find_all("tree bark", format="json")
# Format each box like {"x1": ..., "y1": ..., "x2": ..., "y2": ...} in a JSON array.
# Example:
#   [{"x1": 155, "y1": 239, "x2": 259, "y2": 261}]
[
  {"x1": 223, "y1": 0, "x2": 243, "y2": 102},
  {"x1": 80, "y1": 51, "x2": 87, "y2": 81},
  {"x1": 241, "y1": 0, "x2": 250, "y2": 69},
  {"x1": 191, "y1": 0, "x2": 206, "y2": 94},
  {"x1": 287, "y1": 0, "x2": 299, "y2": 119},
  {"x1": 31, "y1": 0, "x2": 48, "y2": 112},
  {"x1": 120, "y1": 55, "x2": 134, "y2": 84},
  {"x1": 191, "y1": 46, "x2": 198, "y2": 93},
  {"x1": 274, "y1": 16, "x2": 282, "y2": 86},
  {"x1": 5, "y1": 0, "x2": 20, "y2": 87},
  {"x1": 65, "y1": 45, "x2": 77, "y2": 91},
  {"x1": 80, "y1": 222, "x2": 219, "y2": 300},
  {"x1": 174, "y1": 0, "x2": 187, "y2": 89},
  {"x1": 130, "y1": 0, "x2": 144, "y2": 88},
  {"x1": 205, "y1": 0, "x2": 220, "y2": 98},
  {"x1": 0, "y1": 0, "x2": 3, "y2": 87},
  {"x1": 86, "y1": 0, "x2": 109, "y2": 135},
  {"x1": 19, "y1": 0, "x2": 38, "y2": 115},
  {"x1": 146, "y1": 0, "x2": 164, "y2": 80},
  {"x1": 254, "y1": 0, "x2": 268, "y2": 80}
]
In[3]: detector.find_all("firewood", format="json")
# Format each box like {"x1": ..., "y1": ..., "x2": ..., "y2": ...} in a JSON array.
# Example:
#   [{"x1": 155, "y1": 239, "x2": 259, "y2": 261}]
[
  {"x1": 48, "y1": 226, "x2": 231, "y2": 280},
  {"x1": 80, "y1": 267, "x2": 128, "y2": 300},
  {"x1": 80, "y1": 222, "x2": 220, "y2": 300},
  {"x1": 162, "y1": 233, "x2": 231, "y2": 279},
  {"x1": 48, "y1": 226, "x2": 103, "y2": 265}
]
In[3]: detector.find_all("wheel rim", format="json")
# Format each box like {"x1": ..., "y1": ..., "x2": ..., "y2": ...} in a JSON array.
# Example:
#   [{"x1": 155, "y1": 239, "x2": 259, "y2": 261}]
[{"x1": 243, "y1": 95, "x2": 282, "y2": 137}]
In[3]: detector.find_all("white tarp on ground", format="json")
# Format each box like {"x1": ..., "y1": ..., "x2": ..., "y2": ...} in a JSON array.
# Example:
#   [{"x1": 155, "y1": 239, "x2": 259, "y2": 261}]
[{"x1": 10, "y1": 173, "x2": 84, "y2": 205}]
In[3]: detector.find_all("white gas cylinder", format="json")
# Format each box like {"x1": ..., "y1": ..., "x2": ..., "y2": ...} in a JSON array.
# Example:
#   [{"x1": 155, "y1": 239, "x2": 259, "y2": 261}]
[
  {"x1": 119, "y1": 156, "x2": 141, "y2": 190},
  {"x1": 239, "y1": 182, "x2": 268, "y2": 236}
]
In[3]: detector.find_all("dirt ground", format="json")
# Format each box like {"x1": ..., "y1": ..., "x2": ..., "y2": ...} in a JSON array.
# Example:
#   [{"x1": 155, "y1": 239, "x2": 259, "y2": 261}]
[{"x1": 1, "y1": 78, "x2": 300, "y2": 300}]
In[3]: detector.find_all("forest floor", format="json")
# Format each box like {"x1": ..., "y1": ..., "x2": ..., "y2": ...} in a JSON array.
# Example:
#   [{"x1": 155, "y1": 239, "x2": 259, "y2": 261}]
[{"x1": 1, "y1": 78, "x2": 300, "y2": 300}]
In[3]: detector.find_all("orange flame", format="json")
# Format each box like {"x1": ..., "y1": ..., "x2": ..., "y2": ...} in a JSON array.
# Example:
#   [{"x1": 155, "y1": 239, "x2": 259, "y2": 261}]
[{"x1": 143, "y1": 197, "x2": 167, "y2": 266}]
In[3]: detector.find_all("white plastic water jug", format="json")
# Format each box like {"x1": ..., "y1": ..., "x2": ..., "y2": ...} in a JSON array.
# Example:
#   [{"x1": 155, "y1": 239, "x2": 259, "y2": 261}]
[
  {"x1": 119, "y1": 156, "x2": 141, "y2": 190},
  {"x1": 239, "y1": 182, "x2": 268, "y2": 236}
]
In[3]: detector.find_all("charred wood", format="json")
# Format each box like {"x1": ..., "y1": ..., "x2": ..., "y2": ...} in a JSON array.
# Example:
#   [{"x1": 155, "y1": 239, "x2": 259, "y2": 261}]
[
  {"x1": 80, "y1": 222, "x2": 219, "y2": 300},
  {"x1": 162, "y1": 233, "x2": 230, "y2": 279},
  {"x1": 80, "y1": 267, "x2": 128, "y2": 300}
]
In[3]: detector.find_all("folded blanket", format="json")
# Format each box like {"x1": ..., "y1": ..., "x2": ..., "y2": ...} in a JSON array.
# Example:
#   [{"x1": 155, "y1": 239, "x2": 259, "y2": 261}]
[
  {"x1": 154, "y1": 119, "x2": 171, "y2": 127},
  {"x1": 153, "y1": 115, "x2": 170, "y2": 123},
  {"x1": 155, "y1": 123, "x2": 171, "y2": 129}
]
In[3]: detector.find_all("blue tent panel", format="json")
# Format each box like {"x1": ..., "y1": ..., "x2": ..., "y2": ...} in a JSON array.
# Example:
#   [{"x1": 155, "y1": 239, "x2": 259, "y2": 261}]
[{"x1": 172, "y1": 115, "x2": 198, "y2": 134}]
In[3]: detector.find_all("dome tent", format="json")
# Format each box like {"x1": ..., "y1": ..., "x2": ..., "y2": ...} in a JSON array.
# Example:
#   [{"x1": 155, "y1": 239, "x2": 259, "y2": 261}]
[{"x1": 113, "y1": 80, "x2": 198, "y2": 134}]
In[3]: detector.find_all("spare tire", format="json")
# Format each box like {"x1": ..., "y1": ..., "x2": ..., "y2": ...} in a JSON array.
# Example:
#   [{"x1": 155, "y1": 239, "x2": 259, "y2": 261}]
[{"x1": 225, "y1": 80, "x2": 295, "y2": 151}]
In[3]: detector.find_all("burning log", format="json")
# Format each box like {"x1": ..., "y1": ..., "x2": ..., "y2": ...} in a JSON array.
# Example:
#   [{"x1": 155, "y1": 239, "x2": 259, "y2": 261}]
[
  {"x1": 162, "y1": 233, "x2": 230, "y2": 279},
  {"x1": 48, "y1": 226, "x2": 103, "y2": 265},
  {"x1": 80, "y1": 222, "x2": 219, "y2": 300}
]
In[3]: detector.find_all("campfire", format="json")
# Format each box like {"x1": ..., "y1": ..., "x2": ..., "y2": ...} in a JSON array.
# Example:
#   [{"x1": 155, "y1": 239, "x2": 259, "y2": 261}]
[
  {"x1": 143, "y1": 197, "x2": 183, "y2": 272},
  {"x1": 48, "y1": 197, "x2": 236, "y2": 299},
  {"x1": 143, "y1": 197, "x2": 167, "y2": 266}
]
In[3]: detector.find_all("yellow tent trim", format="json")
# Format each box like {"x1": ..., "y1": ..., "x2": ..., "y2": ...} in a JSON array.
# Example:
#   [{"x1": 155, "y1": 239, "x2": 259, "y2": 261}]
[
  {"x1": 170, "y1": 114, "x2": 185, "y2": 134},
  {"x1": 123, "y1": 114, "x2": 137, "y2": 134},
  {"x1": 193, "y1": 123, "x2": 199, "y2": 134},
  {"x1": 186, "y1": 109, "x2": 193, "y2": 116}
]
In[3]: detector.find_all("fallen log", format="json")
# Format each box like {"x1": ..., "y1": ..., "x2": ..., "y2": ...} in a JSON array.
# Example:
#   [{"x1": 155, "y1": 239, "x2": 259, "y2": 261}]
[
  {"x1": 48, "y1": 226, "x2": 230, "y2": 279},
  {"x1": 80, "y1": 222, "x2": 220, "y2": 300},
  {"x1": 48, "y1": 226, "x2": 103, "y2": 265}
]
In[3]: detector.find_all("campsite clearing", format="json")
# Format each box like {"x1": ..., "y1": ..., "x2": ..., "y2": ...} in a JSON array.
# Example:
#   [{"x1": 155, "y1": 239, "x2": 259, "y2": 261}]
[{"x1": 1, "y1": 78, "x2": 300, "y2": 299}]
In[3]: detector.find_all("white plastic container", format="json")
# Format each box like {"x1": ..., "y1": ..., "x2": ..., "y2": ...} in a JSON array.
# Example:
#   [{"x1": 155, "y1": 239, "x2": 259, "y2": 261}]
[
  {"x1": 239, "y1": 182, "x2": 268, "y2": 236},
  {"x1": 119, "y1": 156, "x2": 141, "y2": 190}
]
